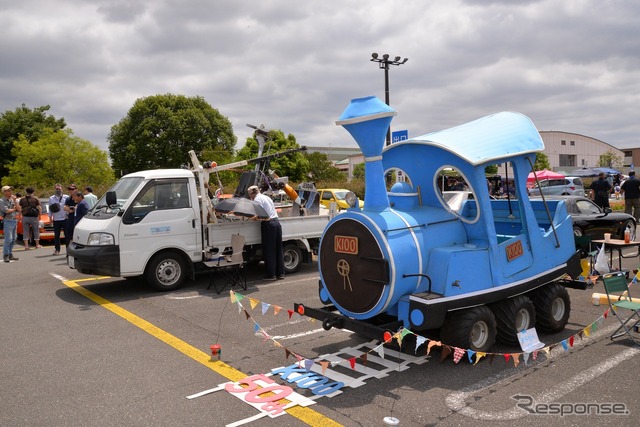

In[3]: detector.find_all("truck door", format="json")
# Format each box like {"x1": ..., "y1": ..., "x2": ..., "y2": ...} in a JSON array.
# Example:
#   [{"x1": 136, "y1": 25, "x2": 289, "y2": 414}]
[{"x1": 119, "y1": 178, "x2": 200, "y2": 274}]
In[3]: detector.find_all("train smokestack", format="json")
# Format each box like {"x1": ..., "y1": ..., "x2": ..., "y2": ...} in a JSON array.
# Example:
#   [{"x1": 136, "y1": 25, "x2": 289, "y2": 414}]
[{"x1": 336, "y1": 96, "x2": 396, "y2": 211}]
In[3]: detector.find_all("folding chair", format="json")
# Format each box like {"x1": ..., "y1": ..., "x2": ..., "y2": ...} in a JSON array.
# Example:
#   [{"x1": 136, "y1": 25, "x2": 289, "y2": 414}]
[
  {"x1": 204, "y1": 234, "x2": 247, "y2": 294},
  {"x1": 602, "y1": 272, "x2": 640, "y2": 345}
]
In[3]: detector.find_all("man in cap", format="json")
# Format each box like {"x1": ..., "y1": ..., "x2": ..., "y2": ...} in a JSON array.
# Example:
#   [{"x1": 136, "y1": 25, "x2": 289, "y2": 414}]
[
  {"x1": 247, "y1": 185, "x2": 285, "y2": 280},
  {"x1": 0, "y1": 185, "x2": 20, "y2": 262}
]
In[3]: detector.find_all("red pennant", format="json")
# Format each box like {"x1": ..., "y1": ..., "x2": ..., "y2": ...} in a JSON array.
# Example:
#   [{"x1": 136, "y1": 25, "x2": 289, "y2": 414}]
[
  {"x1": 569, "y1": 336, "x2": 575, "y2": 347},
  {"x1": 287, "y1": 309, "x2": 294, "y2": 319},
  {"x1": 504, "y1": 354, "x2": 511, "y2": 364},
  {"x1": 349, "y1": 357, "x2": 356, "y2": 370},
  {"x1": 360, "y1": 353, "x2": 368, "y2": 366},
  {"x1": 604, "y1": 309, "x2": 609, "y2": 319}
]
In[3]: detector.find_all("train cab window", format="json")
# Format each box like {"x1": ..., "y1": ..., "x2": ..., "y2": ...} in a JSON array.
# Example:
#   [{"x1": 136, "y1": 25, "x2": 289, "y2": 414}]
[{"x1": 435, "y1": 166, "x2": 479, "y2": 223}]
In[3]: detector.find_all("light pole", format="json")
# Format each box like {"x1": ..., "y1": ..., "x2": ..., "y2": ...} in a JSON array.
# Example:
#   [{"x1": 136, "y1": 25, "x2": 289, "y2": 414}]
[{"x1": 370, "y1": 53, "x2": 408, "y2": 145}]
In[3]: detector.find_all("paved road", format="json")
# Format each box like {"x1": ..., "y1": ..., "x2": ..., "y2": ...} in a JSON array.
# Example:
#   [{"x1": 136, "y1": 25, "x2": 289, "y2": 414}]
[{"x1": 1, "y1": 242, "x2": 639, "y2": 426}]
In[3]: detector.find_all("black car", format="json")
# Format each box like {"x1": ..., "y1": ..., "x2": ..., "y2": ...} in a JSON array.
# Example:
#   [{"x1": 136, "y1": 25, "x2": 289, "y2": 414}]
[{"x1": 542, "y1": 196, "x2": 636, "y2": 240}]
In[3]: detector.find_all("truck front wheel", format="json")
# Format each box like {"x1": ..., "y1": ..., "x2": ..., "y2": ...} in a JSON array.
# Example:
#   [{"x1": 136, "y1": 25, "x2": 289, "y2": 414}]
[
  {"x1": 440, "y1": 305, "x2": 497, "y2": 352},
  {"x1": 283, "y1": 243, "x2": 303, "y2": 274},
  {"x1": 146, "y1": 251, "x2": 186, "y2": 291},
  {"x1": 531, "y1": 283, "x2": 571, "y2": 333}
]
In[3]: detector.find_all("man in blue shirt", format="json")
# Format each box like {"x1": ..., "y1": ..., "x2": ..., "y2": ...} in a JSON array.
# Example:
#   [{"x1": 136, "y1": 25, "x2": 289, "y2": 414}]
[{"x1": 1, "y1": 185, "x2": 20, "y2": 262}]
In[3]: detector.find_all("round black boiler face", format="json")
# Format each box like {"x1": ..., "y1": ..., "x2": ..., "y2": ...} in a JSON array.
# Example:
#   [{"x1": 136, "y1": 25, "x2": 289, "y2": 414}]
[{"x1": 319, "y1": 218, "x2": 388, "y2": 314}]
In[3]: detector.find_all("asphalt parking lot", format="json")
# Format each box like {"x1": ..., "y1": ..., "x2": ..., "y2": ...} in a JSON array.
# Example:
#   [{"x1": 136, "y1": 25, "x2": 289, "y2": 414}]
[{"x1": 2, "y1": 241, "x2": 640, "y2": 426}]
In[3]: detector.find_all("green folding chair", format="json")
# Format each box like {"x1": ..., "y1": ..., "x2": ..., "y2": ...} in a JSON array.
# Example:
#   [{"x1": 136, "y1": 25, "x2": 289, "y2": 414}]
[{"x1": 602, "y1": 273, "x2": 640, "y2": 345}]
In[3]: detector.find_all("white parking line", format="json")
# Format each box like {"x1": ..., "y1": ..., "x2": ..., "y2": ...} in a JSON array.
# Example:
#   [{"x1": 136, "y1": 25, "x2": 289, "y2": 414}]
[{"x1": 445, "y1": 322, "x2": 640, "y2": 420}]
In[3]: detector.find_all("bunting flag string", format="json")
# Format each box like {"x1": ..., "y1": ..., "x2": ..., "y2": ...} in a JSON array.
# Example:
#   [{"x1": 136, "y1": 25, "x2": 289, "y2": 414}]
[{"x1": 228, "y1": 290, "x2": 614, "y2": 370}]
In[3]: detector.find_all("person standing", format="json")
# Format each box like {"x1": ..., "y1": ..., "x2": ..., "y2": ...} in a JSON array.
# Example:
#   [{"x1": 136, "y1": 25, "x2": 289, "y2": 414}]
[
  {"x1": 83, "y1": 186, "x2": 97, "y2": 209},
  {"x1": 247, "y1": 185, "x2": 285, "y2": 280},
  {"x1": 49, "y1": 183, "x2": 69, "y2": 256},
  {"x1": 589, "y1": 172, "x2": 612, "y2": 209},
  {"x1": 19, "y1": 187, "x2": 43, "y2": 250},
  {"x1": 72, "y1": 191, "x2": 90, "y2": 225},
  {"x1": 621, "y1": 170, "x2": 640, "y2": 221},
  {"x1": 63, "y1": 184, "x2": 78, "y2": 246},
  {"x1": 1, "y1": 185, "x2": 20, "y2": 262}
]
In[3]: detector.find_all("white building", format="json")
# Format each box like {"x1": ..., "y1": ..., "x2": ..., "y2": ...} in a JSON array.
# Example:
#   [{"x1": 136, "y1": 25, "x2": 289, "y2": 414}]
[{"x1": 539, "y1": 131, "x2": 624, "y2": 171}]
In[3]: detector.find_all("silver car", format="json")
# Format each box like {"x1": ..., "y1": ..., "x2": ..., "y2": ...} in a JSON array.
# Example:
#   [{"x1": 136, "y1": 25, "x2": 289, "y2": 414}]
[{"x1": 528, "y1": 176, "x2": 585, "y2": 197}]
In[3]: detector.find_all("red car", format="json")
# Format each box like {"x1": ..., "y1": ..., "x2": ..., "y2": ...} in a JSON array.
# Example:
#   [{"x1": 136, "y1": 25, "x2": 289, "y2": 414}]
[{"x1": 16, "y1": 199, "x2": 61, "y2": 242}]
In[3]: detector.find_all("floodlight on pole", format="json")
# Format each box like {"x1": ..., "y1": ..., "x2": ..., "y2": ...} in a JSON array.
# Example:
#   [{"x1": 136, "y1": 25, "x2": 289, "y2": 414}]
[{"x1": 370, "y1": 52, "x2": 408, "y2": 145}]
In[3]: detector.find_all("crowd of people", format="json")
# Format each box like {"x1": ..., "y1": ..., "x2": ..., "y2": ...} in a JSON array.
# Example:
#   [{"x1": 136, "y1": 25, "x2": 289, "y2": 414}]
[{"x1": 1, "y1": 183, "x2": 98, "y2": 262}]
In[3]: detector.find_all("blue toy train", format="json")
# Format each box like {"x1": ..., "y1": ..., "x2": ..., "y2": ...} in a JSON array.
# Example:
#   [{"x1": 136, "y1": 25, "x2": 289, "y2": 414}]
[{"x1": 295, "y1": 96, "x2": 583, "y2": 351}]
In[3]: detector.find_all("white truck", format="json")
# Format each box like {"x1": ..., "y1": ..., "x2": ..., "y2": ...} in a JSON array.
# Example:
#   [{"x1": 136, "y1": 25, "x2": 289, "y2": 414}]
[{"x1": 67, "y1": 161, "x2": 331, "y2": 291}]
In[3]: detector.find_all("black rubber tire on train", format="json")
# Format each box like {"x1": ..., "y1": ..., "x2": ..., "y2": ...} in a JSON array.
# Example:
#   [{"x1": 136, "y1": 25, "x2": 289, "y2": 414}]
[
  {"x1": 530, "y1": 283, "x2": 571, "y2": 333},
  {"x1": 491, "y1": 295, "x2": 536, "y2": 345},
  {"x1": 440, "y1": 305, "x2": 497, "y2": 353}
]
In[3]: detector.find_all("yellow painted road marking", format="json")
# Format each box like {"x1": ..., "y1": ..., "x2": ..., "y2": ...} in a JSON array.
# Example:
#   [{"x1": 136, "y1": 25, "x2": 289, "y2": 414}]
[{"x1": 62, "y1": 278, "x2": 342, "y2": 427}]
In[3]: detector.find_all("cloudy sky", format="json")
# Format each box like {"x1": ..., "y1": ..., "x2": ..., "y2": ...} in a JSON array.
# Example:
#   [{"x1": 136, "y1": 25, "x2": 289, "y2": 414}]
[{"x1": 1, "y1": 0, "x2": 639, "y2": 158}]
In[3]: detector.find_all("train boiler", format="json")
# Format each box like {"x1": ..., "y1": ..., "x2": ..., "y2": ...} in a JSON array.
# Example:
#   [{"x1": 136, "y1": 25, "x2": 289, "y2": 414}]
[{"x1": 296, "y1": 96, "x2": 582, "y2": 351}]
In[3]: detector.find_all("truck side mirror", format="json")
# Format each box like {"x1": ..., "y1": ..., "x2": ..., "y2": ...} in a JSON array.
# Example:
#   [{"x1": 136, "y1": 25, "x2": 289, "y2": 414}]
[{"x1": 106, "y1": 191, "x2": 117, "y2": 207}]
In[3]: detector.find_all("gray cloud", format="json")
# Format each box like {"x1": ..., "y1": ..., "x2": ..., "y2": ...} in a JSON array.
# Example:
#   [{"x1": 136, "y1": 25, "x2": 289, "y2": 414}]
[{"x1": 1, "y1": 0, "x2": 639, "y2": 160}]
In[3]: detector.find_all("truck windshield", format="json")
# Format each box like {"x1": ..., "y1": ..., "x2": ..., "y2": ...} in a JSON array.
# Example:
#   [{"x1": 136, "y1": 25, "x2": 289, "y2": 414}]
[{"x1": 90, "y1": 177, "x2": 144, "y2": 215}]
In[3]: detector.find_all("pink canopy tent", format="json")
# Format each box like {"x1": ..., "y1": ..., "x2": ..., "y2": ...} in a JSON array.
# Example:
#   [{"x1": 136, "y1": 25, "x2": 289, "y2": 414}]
[{"x1": 526, "y1": 170, "x2": 565, "y2": 188}]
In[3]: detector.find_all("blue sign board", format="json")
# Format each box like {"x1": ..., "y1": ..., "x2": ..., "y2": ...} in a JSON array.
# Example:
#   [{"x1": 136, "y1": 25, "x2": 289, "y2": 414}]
[{"x1": 392, "y1": 130, "x2": 408, "y2": 144}]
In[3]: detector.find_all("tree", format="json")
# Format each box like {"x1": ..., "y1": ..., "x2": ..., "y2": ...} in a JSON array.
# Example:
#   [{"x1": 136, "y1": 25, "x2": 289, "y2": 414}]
[
  {"x1": 236, "y1": 129, "x2": 308, "y2": 183},
  {"x1": 598, "y1": 149, "x2": 623, "y2": 169},
  {"x1": 533, "y1": 152, "x2": 551, "y2": 171},
  {"x1": 304, "y1": 152, "x2": 342, "y2": 182},
  {"x1": 108, "y1": 94, "x2": 236, "y2": 174},
  {"x1": 352, "y1": 163, "x2": 365, "y2": 180},
  {"x1": 484, "y1": 165, "x2": 498, "y2": 175},
  {"x1": 0, "y1": 104, "x2": 66, "y2": 180},
  {"x1": 6, "y1": 129, "x2": 114, "y2": 194}
]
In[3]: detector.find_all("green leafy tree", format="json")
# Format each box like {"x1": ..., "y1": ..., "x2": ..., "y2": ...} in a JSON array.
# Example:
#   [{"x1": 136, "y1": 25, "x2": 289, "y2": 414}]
[
  {"x1": 0, "y1": 104, "x2": 66, "y2": 180},
  {"x1": 108, "y1": 94, "x2": 236, "y2": 175},
  {"x1": 484, "y1": 165, "x2": 498, "y2": 175},
  {"x1": 6, "y1": 129, "x2": 115, "y2": 194},
  {"x1": 236, "y1": 129, "x2": 308, "y2": 183},
  {"x1": 352, "y1": 162, "x2": 365, "y2": 180},
  {"x1": 304, "y1": 152, "x2": 343, "y2": 182},
  {"x1": 597, "y1": 149, "x2": 623, "y2": 169},
  {"x1": 533, "y1": 152, "x2": 551, "y2": 171}
]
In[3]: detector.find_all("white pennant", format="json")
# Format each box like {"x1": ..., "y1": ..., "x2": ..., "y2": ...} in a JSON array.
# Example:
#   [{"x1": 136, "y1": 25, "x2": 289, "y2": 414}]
[{"x1": 415, "y1": 336, "x2": 427, "y2": 354}]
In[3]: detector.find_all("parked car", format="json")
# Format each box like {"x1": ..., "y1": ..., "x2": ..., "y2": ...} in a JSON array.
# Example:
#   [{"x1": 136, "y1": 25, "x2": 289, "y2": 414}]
[
  {"x1": 528, "y1": 177, "x2": 585, "y2": 197},
  {"x1": 544, "y1": 195, "x2": 635, "y2": 240},
  {"x1": 318, "y1": 189, "x2": 364, "y2": 210}
]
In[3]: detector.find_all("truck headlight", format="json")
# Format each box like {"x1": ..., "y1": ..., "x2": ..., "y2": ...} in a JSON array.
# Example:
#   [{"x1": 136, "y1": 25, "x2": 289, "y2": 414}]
[
  {"x1": 345, "y1": 191, "x2": 358, "y2": 208},
  {"x1": 87, "y1": 233, "x2": 115, "y2": 246}
]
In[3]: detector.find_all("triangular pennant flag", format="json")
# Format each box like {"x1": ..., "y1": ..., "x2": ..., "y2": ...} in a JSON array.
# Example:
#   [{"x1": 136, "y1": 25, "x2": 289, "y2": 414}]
[
  {"x1": 474, "y1": 352, "x2": 486, "y2": 365},
  {"x1": 230, "y1": 291, "x2": 237, "y2": 303},
  {"x1": 569, "y1": 336, "x2": 575, "y2": 347},
  {"x1": 603, "y1": 309, "x2": 609, "y2": 319},
  {"x1": 261, "y1": 302, "x2": 270, "y2": 315},
  {"x1": 235, "y1": 293, "x2": 245, "y2": 302},
  {"x1": 489, "y1": 354, "x2": 495, "y2": 365},
  {"x1": 285, "y1": 349, "x2": 291, "y2": 359},
  {"x1": 395, "y1": 332, "x2": 403, "y2": 348},
  {"x1": 254, "y1": 323, "x2": 260, "y2": 333},
  {"x1": 504, "y1": 354, "x2": 511, "y2": 364},
  {"x1": 273, "y1": 306, "x2": 281, "y2": 315},
  {"x1": 583, "y1": 327, "x2": 591, "y2": 337},
  {"x1": 261, "y1": 330, "x2": 270, "y2": 341},
  {"x1": 287, "y1": 309, "x2": 294, "y2": 319},
  {"x1": 304, "y1": 359, "x2": 314, "y2": 371},
  {"x1": 578, "y1": 331, "x2": 584, "y2": 340},
  {"x1": 320, "y1": 361, "x2": 329, "y2": 375},
  {"x1": 401, "y1": 328, "x2": 412, "y2": 339},
  {"x1": 330, "y1": 361, "x2": 340, "y2": 367},
  {"x1": 466, "y1": 350, "x2": 476, "y2": 364},
  {"x1": 427, "y1": 340, "x2": 441, "y2": 355},
  {"x1": 237, "y1": 302, "x2": 243, "y2": 314},
  {"x1": 375, "y1": 344, "x2": 385, "y2": 359},
  {"x1": 440, "y1": 345, "x2": 452, "y2": 362},
  {"x1": 523, "y1": 352, "x2": 530, "y2": 365},
  {"x1": 415, "y1": 336, "x2": 427, "y2": 354},
  {"x1": 512, "y1": 353, "x2": 520, "y2": 368},
  {"x1": 561, "y1": 340, "x2": 569, "y2": 351},
  {"x1": 542, "y1": 347, "x2": 551, "y2": 356},
  {"x1": 349, "y1": 357, "x2": 357, "y2": 370},
  {"x1": 591, "y1": 322, "x2": 597, "y2": 333},
  {"x1": 249, "y1": 298, "x2": 259, "y2": 310},
  {"x1": 244, "y1": 309, "x2": 251, "y2": 320},
  {"x1": 597, "y1": 317, "x2": 604, "y2": 328},
  {"x1": 273, "y1": 341, "x2": 282, "y2": 348},
  {"x1": 361, "y1": 353, "x2": 368, "y2": 366},
  {"x1": 532, "y1": 350, "x2": 538, "y2": 361},
  {"x1": 452, "y1": 347, "x2": 465, "y2": 364}
]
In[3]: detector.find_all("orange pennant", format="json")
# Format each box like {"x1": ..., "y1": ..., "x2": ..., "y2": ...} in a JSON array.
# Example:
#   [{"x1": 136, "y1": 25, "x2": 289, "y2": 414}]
[
  {"x1": 273, "y1": 306, "x2": 281, "y2": 315},
  {"x1": 512, "y1": 353, "x2": 520, "y2": 367},
  {"x1": 320, "y1": 361, "x2": 330, "y2": 375}
]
